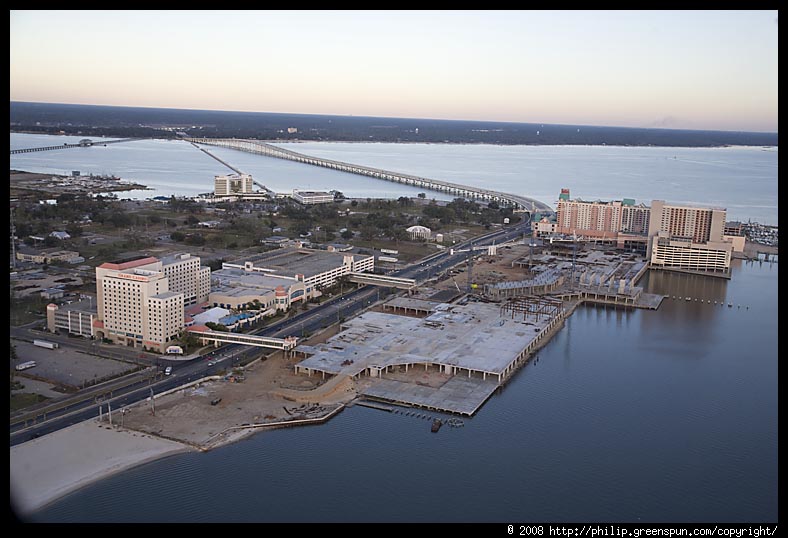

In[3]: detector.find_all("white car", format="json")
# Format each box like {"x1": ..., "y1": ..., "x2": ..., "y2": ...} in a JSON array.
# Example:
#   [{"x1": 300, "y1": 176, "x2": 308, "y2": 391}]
[{"x1": 164, "y1": 366, "x2": 172, "y2": 376}]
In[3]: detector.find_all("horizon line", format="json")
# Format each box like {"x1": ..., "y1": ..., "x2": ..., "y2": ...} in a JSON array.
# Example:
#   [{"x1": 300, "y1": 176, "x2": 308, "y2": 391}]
[{"x1": 10, "y1": 100, "x2": 778, "y2": 136}]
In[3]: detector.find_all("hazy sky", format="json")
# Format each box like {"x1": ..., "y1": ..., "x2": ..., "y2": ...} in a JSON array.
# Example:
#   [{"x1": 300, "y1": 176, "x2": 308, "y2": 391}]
[{"x1": 9, "y1": 10, "x2": 778, "y2": 132}]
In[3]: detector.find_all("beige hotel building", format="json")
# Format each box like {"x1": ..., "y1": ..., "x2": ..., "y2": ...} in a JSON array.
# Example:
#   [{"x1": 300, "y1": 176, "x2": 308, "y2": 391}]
[
  {"x1": 94, "y1": 254, "x2": 210, "y2": 352},
  {"x1": 647, "y1": 200, "x2": 732, "y2": 276},
  {"x1": 553, "y1": 189, "x2": 734, "y2": 276}
]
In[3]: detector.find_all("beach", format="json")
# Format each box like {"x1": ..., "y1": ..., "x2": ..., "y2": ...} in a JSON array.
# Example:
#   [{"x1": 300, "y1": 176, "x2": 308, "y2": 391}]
[{"x1": 10, "y1": 420, "x2": 193, "y2": 518}]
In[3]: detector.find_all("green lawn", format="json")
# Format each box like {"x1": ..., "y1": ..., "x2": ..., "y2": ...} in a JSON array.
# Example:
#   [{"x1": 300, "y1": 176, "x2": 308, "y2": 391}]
[{"x1": 10, "y1": 392, "x2": 50, "y2": 412}]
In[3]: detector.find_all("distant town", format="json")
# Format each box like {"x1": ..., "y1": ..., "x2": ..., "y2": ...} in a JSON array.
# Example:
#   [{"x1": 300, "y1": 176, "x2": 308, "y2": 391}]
[{"x1": 10, "y1": 101, "x2": 779, "y2": 147}]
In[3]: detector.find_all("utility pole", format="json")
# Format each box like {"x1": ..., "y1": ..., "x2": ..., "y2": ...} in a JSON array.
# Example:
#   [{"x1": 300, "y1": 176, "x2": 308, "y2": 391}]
[
  {"x1": 10, "y1": 209, "x2": 16, "y2": 270},
  {"x1": 150, "y1": 387, "x2": 155, "y2": 416},
  {"x1": 571, "y1": 230, "x2": 577, "y2": 289},
  {"x1": 467, "y1": 243, "x2": 474, "y2": 293}
]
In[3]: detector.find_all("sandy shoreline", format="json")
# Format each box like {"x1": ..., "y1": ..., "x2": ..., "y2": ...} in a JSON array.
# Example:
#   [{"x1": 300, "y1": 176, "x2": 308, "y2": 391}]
[{"x1": 10, "y1": 420, "x2": 193, "y2": 518}]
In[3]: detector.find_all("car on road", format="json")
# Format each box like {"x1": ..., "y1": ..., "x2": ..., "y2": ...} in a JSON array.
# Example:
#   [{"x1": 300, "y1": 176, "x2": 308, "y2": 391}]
[
  {"x1": 164, "y1": 366, "x2": 172, "y2": 375},
  {"x1": 207, "y1": 362, "x2": 215, "y2": 367}
]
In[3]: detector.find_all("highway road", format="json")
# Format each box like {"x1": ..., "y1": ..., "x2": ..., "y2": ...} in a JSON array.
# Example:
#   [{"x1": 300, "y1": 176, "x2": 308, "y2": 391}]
[{"x1": 10, "y1": 218, "x2": 531, "y2": 446}]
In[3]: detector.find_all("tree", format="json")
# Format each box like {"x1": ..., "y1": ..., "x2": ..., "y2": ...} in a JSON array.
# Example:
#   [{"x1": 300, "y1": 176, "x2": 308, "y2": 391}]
[
  {"x1": 65, "y1": 225, "x2": 83, "y2": 238},
  {"x1": 341, "y1": 229, "x2": 353, "y2": 240},
  {"x1": 10, "y1": 343, "x2": 18, "y2": 382},
  {"x1": 170, "y1": 231, "x2": 186, "y2": 242},
  {"x1": 350, "y1": 200, "x2": 358, "y2": 207},
  {"x1": 185, "y1": 233, "x2": 206, "y2": 246},
  {"x1": 417, "y1": 192, "x2": 426, "y2": 199}
]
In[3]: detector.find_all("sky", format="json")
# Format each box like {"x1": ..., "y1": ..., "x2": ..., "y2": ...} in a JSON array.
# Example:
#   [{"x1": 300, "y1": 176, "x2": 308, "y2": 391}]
[{"x1": 9, "y1": 10, "x2": 779, "y2": 132}]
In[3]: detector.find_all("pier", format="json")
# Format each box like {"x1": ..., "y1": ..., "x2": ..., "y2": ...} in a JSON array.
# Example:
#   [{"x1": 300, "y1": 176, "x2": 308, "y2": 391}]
[
  {"x1": 10, "y1": 138, "x2": 138, "y2": 155},
  {"x1": 185, "y1": 137, "x2": 553, "y2": 213}
]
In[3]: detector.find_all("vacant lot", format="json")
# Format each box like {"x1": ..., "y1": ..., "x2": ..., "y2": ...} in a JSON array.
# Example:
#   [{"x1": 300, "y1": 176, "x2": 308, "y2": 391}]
[{"x1": 12, "y1": 340, "x2": 140, "y2": 390}]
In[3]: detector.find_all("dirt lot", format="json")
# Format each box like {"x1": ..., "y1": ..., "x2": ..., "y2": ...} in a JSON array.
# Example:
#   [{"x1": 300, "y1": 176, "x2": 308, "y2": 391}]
[{"x1": 121, "y1": 326, "x2": 358, "y2": 449}]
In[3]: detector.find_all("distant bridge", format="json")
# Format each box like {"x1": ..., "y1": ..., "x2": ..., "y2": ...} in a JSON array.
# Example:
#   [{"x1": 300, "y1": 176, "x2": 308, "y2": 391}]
[
  {"x1": 186, "y1": 137, "x2": 553, "y2": 214},
  {"x1": 10, "y1": 138, "x2": 139, "y2": 155},
  {"x1": 347, "y1": 272, "x2": 417, "y2": 290}
]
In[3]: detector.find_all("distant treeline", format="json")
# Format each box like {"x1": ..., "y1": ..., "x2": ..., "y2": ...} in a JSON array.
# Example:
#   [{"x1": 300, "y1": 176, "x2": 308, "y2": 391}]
[{"x1": 10, "y1": 101, "x2": 778, "y2": 147}]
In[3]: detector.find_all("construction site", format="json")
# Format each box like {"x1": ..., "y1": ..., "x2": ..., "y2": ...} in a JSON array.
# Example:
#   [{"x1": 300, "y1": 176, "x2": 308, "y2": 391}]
[{"x1": 110, "y1": 239, "x2": 665, "y2": 447}]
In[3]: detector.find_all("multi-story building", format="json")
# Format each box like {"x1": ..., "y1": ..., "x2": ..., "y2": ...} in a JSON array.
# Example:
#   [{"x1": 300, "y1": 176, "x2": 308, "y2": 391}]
[
  {"x1": 291, "y1": 190, "x2": 335, "y2": 204},
  {"x1": 222, "y1": 248, "x2": 374, "y2": 291},
  {"x1": 648, "y1": 200, "x2": 726, "y2": 244},
  {"x1": 94, "y1": 253, "x2": 209, "y2": 352},
  {"x1": 620, "y1": 201, "x2": 651, "y2": 235},
  {"x1": 215, "y1": 173, "x2": 254, "y2": 197},
  {"x1": 46, "y1": 299, "x2": 96, "y2": 338},
  {"x1": 159, "y1": 253, "x2": 211, "y2": 305},
  {"x1": 16, "y1": 248, "x2": 81, "y2": 264},
  {"x1": 554, "y1": 190, "x2": 650, "y2": 251},
  {"x1": 724, "y1": 221, "x2": 744, "y2": 236},
  {"x1": 647, "y1": 200, "x2": 732, "y2": 276},
  {"x1": 209, "y1": 268, "x2": 310, "y2": 311}
]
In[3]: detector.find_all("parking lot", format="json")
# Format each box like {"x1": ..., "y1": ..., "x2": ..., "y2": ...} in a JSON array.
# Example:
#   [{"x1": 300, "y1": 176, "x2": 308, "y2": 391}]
[{"x1": 12, "y1": 340, "x2": 140, "y2": 389}]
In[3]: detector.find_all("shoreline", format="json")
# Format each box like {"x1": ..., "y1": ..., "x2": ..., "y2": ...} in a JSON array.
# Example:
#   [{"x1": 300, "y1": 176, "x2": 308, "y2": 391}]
[
  {"x1": 9, "y1": 294, "x2": 602, "y2": 518},
  {"x1": 10, "y1": 420, "x2": 193, "y2": 518},
  {"x1": 11, "y1": 131, "x2": 777, "y2": 150}
]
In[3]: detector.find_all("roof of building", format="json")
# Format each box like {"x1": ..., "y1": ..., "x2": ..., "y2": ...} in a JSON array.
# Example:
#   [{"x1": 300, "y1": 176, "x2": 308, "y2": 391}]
[
  {"x1": 192, "y1": 307, "x2": 231, "y2": 325},
  {"x1": 226, "y1": 248, "x2": 371, "y2": 279},
  {"x1": 211, "y1": 268, "x2": 296, "y2": 294},
  {"x1": 185, "y1": 302, "x2": 211, "y2": 316},
  {"x1": 152, "y1": 291, "x2": 182, "y2": 300},
  {"x1": 160, "y1": 252, "x2": 198, "y2": 266},
  {"x1": 98, "y1": 256, "x2": 159, "y2": 271},
  {"x1": 406, "y1": 225, "x2": 431, "y2": 233},
  {"x1": 41, "y1": 287, "x2": 65, "y2": 295},
  {"x1": 293, "y1": 190, "x2": 331, "y2": 196}
]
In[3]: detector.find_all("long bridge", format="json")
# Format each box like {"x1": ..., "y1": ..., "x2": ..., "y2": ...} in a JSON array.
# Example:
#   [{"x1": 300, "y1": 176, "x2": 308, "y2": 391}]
[
  {"x1": 186, "y1": 137, "x2": 553, "y2": 214},
  {"x1": 10, "y1": 138, "x2": 139, "y2": 155}
]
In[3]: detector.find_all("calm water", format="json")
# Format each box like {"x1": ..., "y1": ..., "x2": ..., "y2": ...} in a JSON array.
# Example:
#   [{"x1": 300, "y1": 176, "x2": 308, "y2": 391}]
[
  {"x1": 10, "y1": 133, "x2": 778, "y2": 522},
  {"x1": 10, "y1": 133, "x2": 778, "y2": 224},
  {"x1": 26, "y1": 259, "x2": 778, "y2": 522}
]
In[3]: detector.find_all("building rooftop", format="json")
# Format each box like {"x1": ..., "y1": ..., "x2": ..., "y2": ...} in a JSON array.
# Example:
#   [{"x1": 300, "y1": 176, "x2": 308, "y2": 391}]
[
  {"x1": 153, "y1": 291, "x2": 182, "y2": 300},
  {"x1": 226, "y1": 248, "x2": 371, "y2": 279},
  {"x1": 192, "y1": 307, "x2": 231, "y2": 325},
  {"x1": 211, "y1": 268, "x2": 296, "y2": 293},
  {"x1": 98, "y1": 256, "x2": 159, "y2": 271},
  {"x1": 160, "y1": 252, "x2": 198, "y2": 266},
  {"x1": 56, "y1": 298, "x2": 97, "y2": 313},
  {"x1": 297, "y1": 303, "x2": 553, "y2": 378},
  {"x1": 293, "y1": 190, "x2": 331, "y2": 196}
]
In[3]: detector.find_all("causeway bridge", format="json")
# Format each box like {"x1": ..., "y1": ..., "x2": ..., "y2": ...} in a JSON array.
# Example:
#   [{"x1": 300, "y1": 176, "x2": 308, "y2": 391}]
[
  {"x1": 186, "y1": 137, "x2": 553, "y2": 214},
  {"x1": 10, "y1": 138, "x2": 139, "y2": 155}
]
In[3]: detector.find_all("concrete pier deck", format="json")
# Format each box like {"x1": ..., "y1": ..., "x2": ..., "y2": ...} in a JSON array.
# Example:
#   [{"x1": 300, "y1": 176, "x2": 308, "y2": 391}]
[{"x1": 361, "y1": 376, "x2": 498, "y2": 416}]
